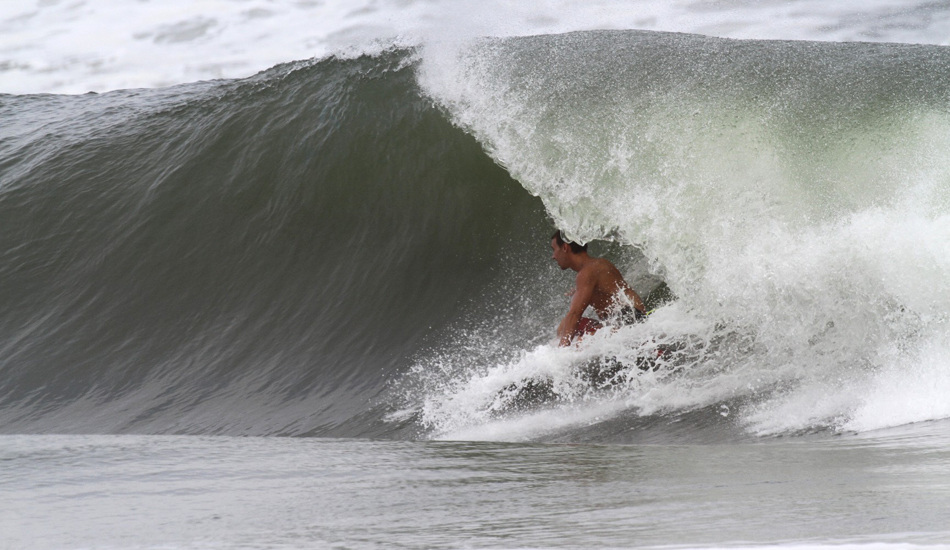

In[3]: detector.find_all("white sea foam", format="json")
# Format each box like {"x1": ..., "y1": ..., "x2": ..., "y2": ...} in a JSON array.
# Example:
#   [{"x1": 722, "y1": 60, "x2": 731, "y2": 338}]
[
  {"x1": 5, "y1": 0, "x2": 950, "y2": 94},
  {"x1": 417, "y1": 301, "x2": 746, "y2": 440}
]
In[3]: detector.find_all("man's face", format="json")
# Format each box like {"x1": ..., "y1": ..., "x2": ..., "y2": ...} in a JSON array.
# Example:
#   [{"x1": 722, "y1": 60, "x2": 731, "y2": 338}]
[{"x1": 551, "y1": 238, "x2": 569, "y2": 270}]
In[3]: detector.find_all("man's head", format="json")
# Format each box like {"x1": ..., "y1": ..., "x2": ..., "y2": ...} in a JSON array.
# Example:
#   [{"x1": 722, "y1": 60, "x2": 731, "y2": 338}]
[{"x1": 551, "y1": 230, "x2": 587, "y2": 270}]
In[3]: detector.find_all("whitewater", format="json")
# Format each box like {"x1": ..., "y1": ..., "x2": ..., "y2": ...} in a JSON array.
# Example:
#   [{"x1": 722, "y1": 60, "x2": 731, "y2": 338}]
[{"x1": 2, "y1": 1, "x2": 950, "y2": 549}]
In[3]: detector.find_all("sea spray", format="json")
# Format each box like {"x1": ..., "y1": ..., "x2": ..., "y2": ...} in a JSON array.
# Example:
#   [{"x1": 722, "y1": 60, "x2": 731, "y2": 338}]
[{"x1": 416, "y1": 30, "x2": 950, "y2": 436}]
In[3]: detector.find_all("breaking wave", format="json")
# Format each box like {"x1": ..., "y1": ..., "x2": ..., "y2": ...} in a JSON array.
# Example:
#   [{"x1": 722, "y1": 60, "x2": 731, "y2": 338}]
[{"x1": 3, "y1": 30, "x2": 950, "y2": 441}]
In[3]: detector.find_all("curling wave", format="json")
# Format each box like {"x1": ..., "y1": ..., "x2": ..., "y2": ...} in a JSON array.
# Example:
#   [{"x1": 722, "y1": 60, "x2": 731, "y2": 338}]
[{"x1": 3, "y1": 30, "x2": 950, "y2": 441}]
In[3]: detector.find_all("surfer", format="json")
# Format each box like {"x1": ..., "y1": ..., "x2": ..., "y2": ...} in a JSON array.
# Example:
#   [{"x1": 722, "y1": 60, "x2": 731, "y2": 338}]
[{"x1": 551, "y1": 230, "x2": 646, "y2": 346}]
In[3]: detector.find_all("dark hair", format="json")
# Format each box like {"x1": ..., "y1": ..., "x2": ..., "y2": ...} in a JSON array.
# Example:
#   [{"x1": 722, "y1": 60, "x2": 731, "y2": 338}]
[{"x1": 551, "y1": 230, "x2": 587, "y2": 254}]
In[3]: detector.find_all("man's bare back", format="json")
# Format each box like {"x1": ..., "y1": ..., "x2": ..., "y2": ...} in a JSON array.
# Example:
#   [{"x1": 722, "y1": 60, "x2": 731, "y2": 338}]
[
  {"x1": 551, "y1": 231, "x2": 645, "y2": 346},
  {"x1": 574, "y1": 257, "x2": 645, "y2": 317}
]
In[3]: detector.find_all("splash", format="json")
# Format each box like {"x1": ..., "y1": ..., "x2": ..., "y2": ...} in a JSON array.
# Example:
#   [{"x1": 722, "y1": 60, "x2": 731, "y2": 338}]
[{"x1": 413, "y1": 30, "x2": 950, "y2": 437}]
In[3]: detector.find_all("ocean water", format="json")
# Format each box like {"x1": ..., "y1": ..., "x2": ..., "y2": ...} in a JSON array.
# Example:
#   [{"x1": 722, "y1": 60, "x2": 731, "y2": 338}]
[
  {"x1": 4, "y1": 427, "x2": 950, "y2": 549},
  {"x1": 2, "y1": 1, "x2": 950, "y2": 549}
]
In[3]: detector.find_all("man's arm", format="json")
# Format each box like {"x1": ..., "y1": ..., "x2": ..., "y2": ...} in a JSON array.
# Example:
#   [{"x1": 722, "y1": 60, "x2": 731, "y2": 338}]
[{"x1": 556, "y1": 270, "x2": 595, "y2": 346}]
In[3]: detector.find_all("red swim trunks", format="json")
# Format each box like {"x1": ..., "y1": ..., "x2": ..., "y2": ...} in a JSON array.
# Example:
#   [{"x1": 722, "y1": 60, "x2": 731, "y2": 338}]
[
  {"x1": 570, "y1": 307, "x2": 646, "y2": 342},
  {"x1": 571, "y1": 317, "x2": 604, "y2": 341}
]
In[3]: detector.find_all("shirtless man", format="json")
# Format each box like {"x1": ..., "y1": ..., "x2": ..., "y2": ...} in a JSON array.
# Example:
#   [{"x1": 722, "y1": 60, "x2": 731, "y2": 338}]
[{"x1": 551, "y1": 230, "x2": 646, "y2": 346}]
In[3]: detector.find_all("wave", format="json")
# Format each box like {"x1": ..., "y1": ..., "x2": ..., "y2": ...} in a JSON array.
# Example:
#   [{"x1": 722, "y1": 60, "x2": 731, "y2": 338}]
[
  {"x1": 3, "y1": 30, "x2": 950, "y2": 441},
  {"x1": 0, "y1": 50, "x2": 562, "y2": 436}
]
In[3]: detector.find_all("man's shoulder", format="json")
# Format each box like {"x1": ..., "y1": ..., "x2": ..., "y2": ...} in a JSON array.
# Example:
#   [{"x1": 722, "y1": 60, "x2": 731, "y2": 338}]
[
  {"x1": 588, "y1": 257, "x2": 620, "y2": 274},
  {"x1": 593, "y1": 256, "x2": 618, "y2": 268},
  {"x1": 577, "y1": 258, "x2": 617, "y2": 280}
]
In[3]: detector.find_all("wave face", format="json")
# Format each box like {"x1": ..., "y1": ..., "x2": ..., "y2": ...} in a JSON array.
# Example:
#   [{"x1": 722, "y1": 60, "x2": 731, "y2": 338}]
[
  {"x1": 0, "y1": 51, "x2": 557, "y2": 436},
  {"x1": 3, "y1": 30, "x2": 950, "y2": 441}
]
